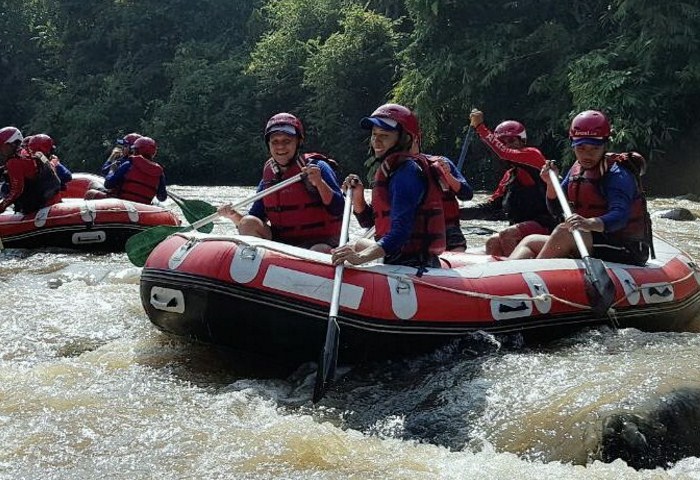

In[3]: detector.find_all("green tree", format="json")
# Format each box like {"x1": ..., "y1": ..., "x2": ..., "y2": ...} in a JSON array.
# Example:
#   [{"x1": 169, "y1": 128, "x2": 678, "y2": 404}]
[
  {"x1": 303, "y1": 5, "x2": 400, "y2": 172},
  {"x1": 568, "y1": 0, "x2": 700, "y2": 156}
]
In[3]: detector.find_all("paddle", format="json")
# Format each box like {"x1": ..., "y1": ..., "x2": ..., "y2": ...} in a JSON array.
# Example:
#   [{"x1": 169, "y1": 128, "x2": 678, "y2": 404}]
[
  {"x1": 312, "y1": 185, "x2": 354, "y2": 403},
  {"x1": 548, "y1": 168, "x2": 616, "y2": 314},
  {"x1": 167, "y1": 191, "x2": 217, "y2": 233},
  {"x1": 456, "y1": 126, "x2": 475, "y2": 173},
  {"x1": 125, "y1": 172, "x2": 305, "y2": 267}
]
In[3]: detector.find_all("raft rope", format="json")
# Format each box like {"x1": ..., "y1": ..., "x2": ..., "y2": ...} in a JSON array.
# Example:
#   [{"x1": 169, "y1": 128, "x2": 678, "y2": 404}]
[
  {"x1": 1, "y1": 205, "x2": 175, "y2": 226},
  {"x1": 196, "y1": 235, "x2": 700, "y2": 318}
]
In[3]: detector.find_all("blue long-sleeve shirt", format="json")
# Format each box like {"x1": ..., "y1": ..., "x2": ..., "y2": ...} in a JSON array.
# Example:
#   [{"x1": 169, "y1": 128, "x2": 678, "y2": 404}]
[
  {"x1": 104, "y1": 160, "x2": 167, "y2": 202},
  {"x1": 442, "y1": 156, "x2": 473, "y2": 200},
  {"x1": 248, "y1": 160, "x2": 344, "y2": 219},
  {"x1": 558, "y1": 162, "x2": 636, "y2": 233},
  {"x1": 101, "y1": 156, "x2": 127, "y2": 176},
  {"x1": 54, "y1": 162, "x2": 72, "y2": 190}
]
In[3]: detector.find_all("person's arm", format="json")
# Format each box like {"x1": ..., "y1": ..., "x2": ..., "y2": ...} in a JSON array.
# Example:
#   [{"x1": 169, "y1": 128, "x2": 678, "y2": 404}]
[
  {"x1": 156, "y1": 173, "x2": 167, "y2": 202},
  {"x1": 101, "y1": 149, "x2": 124, "y2": 176},
  {"x1": 219, "y1": 180, "x2": 267, "y2": 225},
  {"x1": 0, "y1": 158, "x2": 28, "y2": 212},
  {"x1": 341, "y1": 173, "x2": 374, "y2": 228},
  {"x1": 376, "y1": 161, "x2": 424, "y2": 255},
  {"x1": 474, "y1": 123, "x2": 546, "y2": 170},
  {"x1": 53, "y1": 160, "x2": 72, "y2": 185},
  {"x1": 489, "y1": 169, "x2": 512, "y2": 202},
  {"x1": 353, "y1": 204, "x2": 373, "y2": 229},
  {"x1": 104, "y1": 161, "x2": 131, "y2": 189},
  {"x1": 306, "y1": 161, "x2": 344, "y2": 216},
  {"x1": 437, "y1": 156, "x2": 473, "y2": 200},
  {"x1": 598, "y1": 166, "x2": 636, "y2": 232}
]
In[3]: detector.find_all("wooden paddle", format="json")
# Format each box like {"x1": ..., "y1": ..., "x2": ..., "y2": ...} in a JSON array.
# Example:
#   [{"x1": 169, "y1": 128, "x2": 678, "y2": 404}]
[
  {"x1": 125, "y1": 172, "x2": 304, "y2": 267},
  {"x1": 167, "y1": 191, "x2": 217, "y2": 233},
  {"x1": 548, "y1": 168, "x2": 616, "y2": 314},
  {"x1": 312, "y1": 186, "x2": 354, "y2": 403}
]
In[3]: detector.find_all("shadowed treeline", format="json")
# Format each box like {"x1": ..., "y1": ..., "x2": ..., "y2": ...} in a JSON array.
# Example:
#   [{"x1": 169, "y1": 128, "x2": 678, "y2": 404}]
[{"x1": 2, "y1": 0, "x2": 699, "y2": 193}]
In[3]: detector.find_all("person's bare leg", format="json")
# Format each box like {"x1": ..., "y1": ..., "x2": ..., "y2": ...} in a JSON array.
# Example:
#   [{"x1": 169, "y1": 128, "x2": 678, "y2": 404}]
[
  {"x1": 238, "y1": 215, "x2": 272, "y2": 240},
  {"x1": 536, "y1": 225, "x2": 592, "y2": 259},
  {"x1": 486, "y1": 225, "x2": 528, "y2": 256},
  {"x1": 485, "y1": 234, "x2": 503, "y2": 256},
  {"x1": 352, "y1": 238, "x2": 375, "y2": 252},
  {"x1": 310, "y1": 243, "x2": 332, "y2": 253},
  {"x1": 509, "y1": 234, "x2": 550, "y2": 259}
]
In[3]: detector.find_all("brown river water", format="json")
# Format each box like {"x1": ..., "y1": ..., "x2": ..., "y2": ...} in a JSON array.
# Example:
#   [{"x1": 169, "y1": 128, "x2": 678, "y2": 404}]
[{"x1": 1, "y1": 187, "x2": 700, "y2": 479}]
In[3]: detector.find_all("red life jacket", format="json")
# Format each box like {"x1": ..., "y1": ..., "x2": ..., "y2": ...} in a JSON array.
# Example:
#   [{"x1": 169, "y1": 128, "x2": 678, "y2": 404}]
[
  {"x1": 372, "y1": 152, "x2": 446, "y2": 257},
  {"x1": 425, "y1": 155, "x2": 459, "y2": 227},
  {"x1": 567, "y1": 153, "x2": 649, "y2": 243},
  {"x1": 9, "y1": 154, "x2": 61, "y2": 214},
  {"x1": 261, "y1": 154, "x2": 341, "y2": 246},
  {"x1": 117, "y1": 155, "x2": 163, "y2": 204}
]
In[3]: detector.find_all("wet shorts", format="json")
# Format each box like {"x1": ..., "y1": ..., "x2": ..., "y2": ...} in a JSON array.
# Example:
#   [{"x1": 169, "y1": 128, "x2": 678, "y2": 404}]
[
  {"x1": 591, "y1": 233, "x2": 649, "y2": 266},
  {"x1": 272, "y1": 233, "x2": 339, "y2": 250},
  {"x1": 384, "y1": 252, "x2": 441, "y2": 270}
]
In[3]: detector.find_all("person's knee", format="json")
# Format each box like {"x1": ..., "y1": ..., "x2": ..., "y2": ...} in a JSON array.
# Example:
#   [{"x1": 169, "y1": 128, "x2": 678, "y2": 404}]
[
  {"x1": 498, "y1": 227, "x2": 525, "y2": 256},
  {"x1": 309, "y1": 243, "x2": 332, "y2": 253},
  {"x1": 238, "y1": 216, "x2": 269, "y2": 238},
  {"x1": 485, "y1": 235, "x2": 502, "y2": 256}
]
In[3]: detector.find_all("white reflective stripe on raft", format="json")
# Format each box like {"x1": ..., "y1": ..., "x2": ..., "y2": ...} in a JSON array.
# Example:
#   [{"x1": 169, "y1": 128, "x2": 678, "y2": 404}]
[
  {"x1": 387, "y1": 276, "x2": 417, "y2": 320},
  {"x1": 124, "y1": 201, "x2": 139, "y2": 222},
  {"x1": 523, "y1": 271, "x2": 552, "y2": 314},
  {"x1": 34, "y1": 206, "x2": 51, "y2": 227},
  {"x1": 229, "y1": 245, "x2": 264, "y2": 284},
  {"x1": 640, "y1": 282, "x2": 675, "y2": 304},
  {"x1": 262, "y1": 265, "x2": 363, "y2": 310},
  {"x1": 81, "y1": 201, "x2": 97, "y2": 222},
  {"x1": 611, "y1": 267, "x2": 641, "y2": 306}
]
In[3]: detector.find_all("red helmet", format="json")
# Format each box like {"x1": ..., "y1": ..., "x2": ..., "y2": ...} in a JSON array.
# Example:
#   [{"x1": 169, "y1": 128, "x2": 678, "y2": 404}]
[
  {"x1": 116, "y1": 132, "x2": 142, "y2": 146},
  {"x1": 494, "y1": 120, "x2": 527, "y2": 142},
  {"x1": 361, "y1": 103, "x2": 421, "y2": 141},
  {"x1": 132, "y1": 136, "x2": 157, "y2": 158},
  {"x1": 27, "y1": 134, "x2": 54, "y2": 155},
  {"x1": 0, "y1": 126, "x2": 23, "y2": 145},
  {"x1": 569, "y1": 110, "x2": 611, "y2": 139},
  {"x1": 264, "y1": 113, "x2": 304, "y2": 141}
]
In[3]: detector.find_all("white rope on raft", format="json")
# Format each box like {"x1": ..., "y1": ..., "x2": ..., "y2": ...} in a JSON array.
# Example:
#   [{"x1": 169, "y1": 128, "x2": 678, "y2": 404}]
[
  {"x1": 0, "y1": 206, "x2": 176, "y2": 225},
  {"x1": 187, "y1": 234, "x2": 700, "y2": 314},
  {"x1": 214, "y1": 237, "x2": 592, "y2": 311}
]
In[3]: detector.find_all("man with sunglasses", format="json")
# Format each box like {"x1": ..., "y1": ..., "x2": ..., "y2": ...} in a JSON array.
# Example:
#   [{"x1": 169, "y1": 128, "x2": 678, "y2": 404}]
[{"x1": 459, "y1": 109, "x2": 556, "y2": 256}]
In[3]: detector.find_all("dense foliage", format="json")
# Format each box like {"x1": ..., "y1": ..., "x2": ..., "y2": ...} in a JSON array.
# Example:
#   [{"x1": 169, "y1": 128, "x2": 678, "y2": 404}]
[{"x1": 2, "y1": 0, "x2": 699, "y2": 193}]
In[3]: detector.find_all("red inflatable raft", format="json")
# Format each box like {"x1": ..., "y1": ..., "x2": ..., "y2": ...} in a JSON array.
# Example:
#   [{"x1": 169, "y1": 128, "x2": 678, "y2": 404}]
[
  {"x1": 62, "y1": 172, "x2": 106, "y2": 199},
  {"x1": 0, "y1": 198, "x2": 180, "y2": 251},
  {"x1": 139, "y1": 233, "x2": 700, "y2": 362}
]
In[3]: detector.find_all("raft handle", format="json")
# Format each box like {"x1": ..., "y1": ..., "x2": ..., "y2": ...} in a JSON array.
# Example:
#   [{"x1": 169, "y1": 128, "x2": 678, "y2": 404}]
[{"x1": 150, "y1": 286, "x2": 185, "y2": 314}]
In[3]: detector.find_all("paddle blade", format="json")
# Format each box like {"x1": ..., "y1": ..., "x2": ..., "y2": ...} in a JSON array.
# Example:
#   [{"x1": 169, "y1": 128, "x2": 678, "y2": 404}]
[
  {"x1": 582, "y1": 256, "x2": 616, "y2": 314},
  {"x1": 312, "y1": 317, "x2": 340, "y2": 403},
  {"x1": 125, "y1": 225, "x2": 183, "y2": 267},
  {"x1": 170, "y1": 197, "x2": 217, "y2": 233}
]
